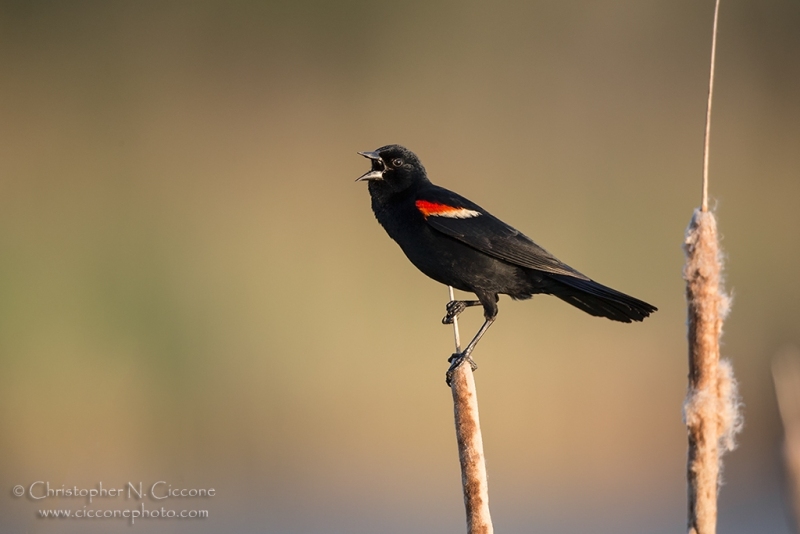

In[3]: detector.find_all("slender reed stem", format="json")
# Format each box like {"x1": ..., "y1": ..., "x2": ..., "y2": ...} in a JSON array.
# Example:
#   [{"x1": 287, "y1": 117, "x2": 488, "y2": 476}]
[
  {"x1": 702, "y1": 0, "x2": 721, "y2": 212},
  {"x1": 449, "y1": 286, "x2": 462, "y2": 352}
]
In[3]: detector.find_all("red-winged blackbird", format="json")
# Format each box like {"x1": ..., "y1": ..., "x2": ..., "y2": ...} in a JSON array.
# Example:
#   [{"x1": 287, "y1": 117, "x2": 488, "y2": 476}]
[{"x1": 357, "y1": 145, "x2": 656, "y2": 384}]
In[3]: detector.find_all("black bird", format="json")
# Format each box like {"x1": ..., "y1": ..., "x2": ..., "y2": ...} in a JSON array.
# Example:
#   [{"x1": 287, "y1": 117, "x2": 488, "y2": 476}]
[{"x1": 357, "y1": 145, "x2": 656, "y2": 384}]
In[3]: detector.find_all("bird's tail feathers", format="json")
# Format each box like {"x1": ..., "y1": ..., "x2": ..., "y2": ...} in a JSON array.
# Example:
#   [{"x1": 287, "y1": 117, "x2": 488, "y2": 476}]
[{"x1": 545, "y1": 274, "x2": 657, "y2": 323}]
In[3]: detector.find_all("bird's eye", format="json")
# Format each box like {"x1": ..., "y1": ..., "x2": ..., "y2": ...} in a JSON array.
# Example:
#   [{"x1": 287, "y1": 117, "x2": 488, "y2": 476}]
[{"x1": 392, "y1": 158, "x2": 404, "y2": 167}]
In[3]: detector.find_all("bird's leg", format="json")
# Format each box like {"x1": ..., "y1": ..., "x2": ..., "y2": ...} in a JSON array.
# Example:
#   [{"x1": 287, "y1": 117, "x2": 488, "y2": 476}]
[
  {"x1": 445, "y1": 317, "x2": 495, "y2": 386},
  {"x1": 442, "y1": 300, "x2": 482, "y2": 324}
]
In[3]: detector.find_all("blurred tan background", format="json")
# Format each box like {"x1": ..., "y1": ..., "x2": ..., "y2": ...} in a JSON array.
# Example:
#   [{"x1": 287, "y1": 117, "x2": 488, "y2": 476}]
[{"x1": 1, "y1": 1, "x2": 798, "y2": 532}]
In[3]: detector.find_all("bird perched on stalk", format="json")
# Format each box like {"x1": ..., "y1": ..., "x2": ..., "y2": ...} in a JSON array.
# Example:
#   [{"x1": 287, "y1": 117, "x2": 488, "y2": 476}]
[{"x1": 356, "y1": 145, "x2": 656, "y2": 385}]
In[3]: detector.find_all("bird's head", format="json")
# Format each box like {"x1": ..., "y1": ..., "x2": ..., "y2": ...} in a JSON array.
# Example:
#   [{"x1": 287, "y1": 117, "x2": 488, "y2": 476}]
[{"x1": 356, "y1": 145, "x2": 428, "y2": 193}]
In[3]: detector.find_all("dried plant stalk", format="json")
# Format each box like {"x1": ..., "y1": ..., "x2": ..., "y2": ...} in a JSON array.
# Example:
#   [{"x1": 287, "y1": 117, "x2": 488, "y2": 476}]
[
  {"x1": 683, "y1": 209, "x2": 742, "y2": 534},
  {"x1": 772, "y1": 346, "x2": 800, "y2": 532},
  {"x1": 683, "y1": 2, "x2": 743, "y2": 531},
  {"x1": 447, "y1": 286, "x2": 493, "y2": 534},
  {"x1": 451, "y1": 363, "x2": 493, "y2": 534}
]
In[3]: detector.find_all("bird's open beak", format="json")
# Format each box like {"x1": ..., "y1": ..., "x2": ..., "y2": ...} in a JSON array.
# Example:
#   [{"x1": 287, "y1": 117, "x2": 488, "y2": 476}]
[{"x1": 356, "y1": 151, "x2": 385, "y2": 181}]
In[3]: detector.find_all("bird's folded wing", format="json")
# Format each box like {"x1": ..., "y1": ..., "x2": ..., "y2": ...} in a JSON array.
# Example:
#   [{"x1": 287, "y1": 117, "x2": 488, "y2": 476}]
[{"x1": 417, "y1": 190, "x2": 589, "y2": 279}]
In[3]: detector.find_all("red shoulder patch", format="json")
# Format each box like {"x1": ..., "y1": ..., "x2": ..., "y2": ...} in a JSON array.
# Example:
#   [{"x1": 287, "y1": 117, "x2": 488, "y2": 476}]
[{"x1": 416, "y1": 200, "x2": 482, "y2": 219}]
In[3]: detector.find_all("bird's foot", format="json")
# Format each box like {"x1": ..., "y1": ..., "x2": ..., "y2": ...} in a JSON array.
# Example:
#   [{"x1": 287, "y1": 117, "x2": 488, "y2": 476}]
[
  {"x1": 442, "y1": 300, "x2": 469, "y2": 324},
  {"x1": 445, "y1": 352, "x2": 478, "y2": 386}
]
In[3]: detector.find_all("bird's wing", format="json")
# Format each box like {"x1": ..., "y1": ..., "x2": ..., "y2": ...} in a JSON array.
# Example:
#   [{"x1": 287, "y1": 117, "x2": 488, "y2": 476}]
[{"x1": 416, "y1": 186, "x2": 589, "y2": 279}]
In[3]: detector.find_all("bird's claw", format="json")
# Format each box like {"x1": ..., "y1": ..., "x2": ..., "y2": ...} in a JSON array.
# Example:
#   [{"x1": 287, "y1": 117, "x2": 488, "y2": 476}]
[
  {"x1": 442, "y1": 300, "x2": 468, "y2": 324},
  {"x1": 445, "y1": 352, "x2": 478, "y2": 386}
]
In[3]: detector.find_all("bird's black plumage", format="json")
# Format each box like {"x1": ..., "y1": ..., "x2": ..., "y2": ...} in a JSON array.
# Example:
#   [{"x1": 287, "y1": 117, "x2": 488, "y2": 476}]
[{"x1": 357, "y1": 144, "x2": 656, "y2": 381}]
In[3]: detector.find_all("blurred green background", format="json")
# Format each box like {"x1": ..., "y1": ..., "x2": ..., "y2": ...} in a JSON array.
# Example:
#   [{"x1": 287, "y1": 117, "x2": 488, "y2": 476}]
[{"x1": 1, "y1": 1, "x2": 798, "y2": 532}]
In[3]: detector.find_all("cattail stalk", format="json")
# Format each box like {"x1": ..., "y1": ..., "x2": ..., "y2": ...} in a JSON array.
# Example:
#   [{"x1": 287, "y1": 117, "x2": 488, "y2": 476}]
[
  {"x1": 683, "y1": 209, "x2": 740, "y2": 534},
  {"x1": 773, "y1": 346, "x2": 800, "y2": 531},
  {"x1": 448, "y1": 286, "x2": 493, "y2": 534},
  {"x1": 683, "y1": 3, "x2": 743, "y2": 533}
]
